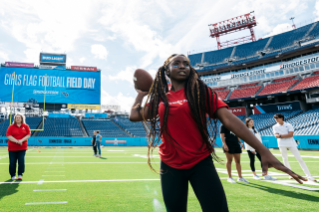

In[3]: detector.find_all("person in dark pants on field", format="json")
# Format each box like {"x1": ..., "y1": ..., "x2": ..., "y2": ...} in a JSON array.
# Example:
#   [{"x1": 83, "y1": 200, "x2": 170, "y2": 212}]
[
  {"x1": 92, "y1": 131, "x2": 97, "y2": 156},
  {"x1": 245, "y1": 118, "x2": 276, "y2": 181},
  {"x1": 96, "y1": 130, "x2": 102, "y2": 157},
  {"x1": 6, "y1": 113, "x2": 31, "y2": 180},
  {"x1": 129, "y1": 54, "x2": 306, "y2": 212}
]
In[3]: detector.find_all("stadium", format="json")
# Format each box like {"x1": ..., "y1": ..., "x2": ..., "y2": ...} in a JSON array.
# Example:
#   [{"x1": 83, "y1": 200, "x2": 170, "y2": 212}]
[{"x1": 1, "y1": 9, "x2": 319, "y2": 212}]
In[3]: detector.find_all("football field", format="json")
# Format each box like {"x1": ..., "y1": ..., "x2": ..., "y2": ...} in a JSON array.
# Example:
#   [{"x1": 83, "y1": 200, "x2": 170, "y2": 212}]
[{"x1": 0, "y1": 147, "x2": 318, "y2": 211}]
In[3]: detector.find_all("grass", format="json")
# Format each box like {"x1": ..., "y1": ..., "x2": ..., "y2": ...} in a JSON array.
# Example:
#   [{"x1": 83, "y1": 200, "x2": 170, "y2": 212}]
[{"x1": 0, "y1": 147, "x2": 318, "y2": 211}]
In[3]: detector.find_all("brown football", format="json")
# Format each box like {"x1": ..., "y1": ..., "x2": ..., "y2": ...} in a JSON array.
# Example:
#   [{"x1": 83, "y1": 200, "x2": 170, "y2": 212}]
[{"x1": 133, "y1": 69, "x2": 153, "y2": 92}]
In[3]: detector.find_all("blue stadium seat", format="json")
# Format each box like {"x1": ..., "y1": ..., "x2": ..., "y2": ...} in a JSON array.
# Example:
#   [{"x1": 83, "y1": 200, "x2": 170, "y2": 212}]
[
  {"x1": 234, "y1": 38, "x2": 269, "y2": 58},
  {"x1": 82, "y1": 119, "x2": 128, "y2": 137},
  {"x1": 114, "y1": 118, "x2": 146, "y2": 137},
  {"x1": 188, "y1": 53, "x2": 202, "y2": 67},
  {"x1": 37, "y1": 117, "x2": 83, "y2": 137},
  {"x1": 203, "y1": 47, "x2": 233, "y2": 64}
]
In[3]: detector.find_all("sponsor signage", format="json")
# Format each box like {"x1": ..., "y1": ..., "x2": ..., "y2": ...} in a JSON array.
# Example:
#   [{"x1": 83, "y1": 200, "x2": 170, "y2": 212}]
[
  {"x1": 253, "y1": 102, "x2": 301, "y2": 114},
  {"x1": 280, "y1": 55, "x2": 319, "y2": 69},
  {"x1": 39, "y1": 65, "x2": 66, "y2": 70},
  {"x1": 229, "y1": 107, "x2": 246, "y2": 116},
  {"x1": 40, "y1": 53, "x2": 66, "y2": 65},
  {"x1": 5, "y1": 62, "x2": 34, "y2": 68},
  {"x1": 71, "y1": 66, "x2": 97, "y2": 72},
  {"x1": 67, "y1": 104, "x2": 101, "y2": 110},
  {"x1": 202, "y1": 65, "x2": 281, "y2": 83},
  {"x1": 84, "y1": 113, "x2": 107, "y2": 118},
  {"x1": 101, "y1": 104, "x2": 120, "y2": 111},
  {"x1": 0, "y1": 67, "x2": 101, "y2": 104},
  {"x1": 308, "y1": 139, "x2": 319, "y2": 145}
]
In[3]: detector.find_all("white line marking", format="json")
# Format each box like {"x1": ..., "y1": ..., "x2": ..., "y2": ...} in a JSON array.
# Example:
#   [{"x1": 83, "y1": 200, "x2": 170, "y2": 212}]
[
  {"x1": 37, "y1": 179, "x2": 44, "y2": 185},
  {"x1": 272, "y1": 153, "x2": 319, "y2": 159},
  {"x1": 42, "y1": 175, "x2": 65, "y2": 176},
  {"x1": 25, "y1": 201, "x2": 68, "y2": 205},
  {"x1": 265, "y1": 180, "x2": 319, "y2": 191},
  {"x1": 33, "y1": 189, "x2": 67, "y2": 191}
]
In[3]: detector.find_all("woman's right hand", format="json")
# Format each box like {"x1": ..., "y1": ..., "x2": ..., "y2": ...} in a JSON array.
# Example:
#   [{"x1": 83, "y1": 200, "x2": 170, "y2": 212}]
[
  {"x1": 136, "y1": 89, "x2": 149, "y2": 98},
  {"x1": 223, "y1": 144, "x2": 229, "y2": 152}
]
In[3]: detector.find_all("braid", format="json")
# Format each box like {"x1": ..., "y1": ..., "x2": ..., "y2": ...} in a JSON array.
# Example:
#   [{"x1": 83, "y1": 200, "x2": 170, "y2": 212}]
[{"x1": 143, "y1": 54, "x2": 221, "y2": 172}]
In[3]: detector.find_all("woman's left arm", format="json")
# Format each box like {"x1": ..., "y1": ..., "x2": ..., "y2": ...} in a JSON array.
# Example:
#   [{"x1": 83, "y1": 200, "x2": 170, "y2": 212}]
[{"x1": 216, "y1": 107, "x2": 306, "y2": 184}]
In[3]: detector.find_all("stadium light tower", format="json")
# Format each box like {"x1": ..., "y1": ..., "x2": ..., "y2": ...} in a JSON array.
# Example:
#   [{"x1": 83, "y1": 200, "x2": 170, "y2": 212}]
[
  {"x1": 208, "y1": 12, "x2": 257, "y2": 50},
  {"x1": 290, "y1": 17, "x2": 296, "y2": 29}
]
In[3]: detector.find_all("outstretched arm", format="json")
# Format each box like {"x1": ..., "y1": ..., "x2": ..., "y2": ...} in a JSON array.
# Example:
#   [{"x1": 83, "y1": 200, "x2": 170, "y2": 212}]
[{"x1": 216, "y1": 107, "x2": 306, "y2": 184}]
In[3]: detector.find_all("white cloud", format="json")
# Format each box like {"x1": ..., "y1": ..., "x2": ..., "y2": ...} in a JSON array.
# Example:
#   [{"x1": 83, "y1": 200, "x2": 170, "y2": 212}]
[
  {"x1": 101, "y1": 89, "x2": 135, "y2": 112},
  {"x1": 0, "y1": 50, "x2": 9, "y2": 61},
  {"x1": 80, "y1": 57, "x2": 86, "y2": 63},
  {"x1": 315, "y1": 1, "x2": 319, "y2": 21},
  {"x1": 91, "y1": 44, "x2": 108, "y2": 59},
  {"x1": 264, "y1": 23, "x2": 292, "y2": 38},
  {"x1": 108, "y1": 66, "x2": 135, "y2": 84}
]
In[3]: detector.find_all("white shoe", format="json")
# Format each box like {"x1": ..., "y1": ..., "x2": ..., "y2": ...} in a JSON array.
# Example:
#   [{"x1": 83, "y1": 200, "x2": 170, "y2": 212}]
[
  {"x1": 11, "y1": 176, "x2": 16, "y2": 180},
  {"x1": 237, "y1": 177, "x2": 250, "y2": 183},
  {"x1": 227, "y1": 177, "x2": 236, "y2": 183},
  {"x1": 289, "y1": 176, "x2": 294, "y2": 179},
  {"x1": 253, "y1": 175, "x2": 261, "y2": 180},
  {"x1": 18, "y1": 175, "x2": 22, "y2": 180},
  {"x1": 264, "y1": 175, "x2": 276, "y2": 181},
  {"x1": 308, "y1": 177, "x2": 317, "y2": 183}
]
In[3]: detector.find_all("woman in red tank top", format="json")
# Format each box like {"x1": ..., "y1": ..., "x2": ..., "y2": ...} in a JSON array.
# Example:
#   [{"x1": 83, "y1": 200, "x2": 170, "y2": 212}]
[{"x1": 130, "y1": 54, "x2": 306, "y2": 212}]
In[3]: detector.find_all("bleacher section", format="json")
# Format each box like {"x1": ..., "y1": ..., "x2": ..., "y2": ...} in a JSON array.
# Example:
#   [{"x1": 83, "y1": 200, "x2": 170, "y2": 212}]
[
  {"x1": 190, "y1": 21, "x2": 319, "y2": 72},
  {"x1": 258, "y1": 77, "x2": 299, "y2": 96},
  {"x1": 26, "y1": 117, "x2": 43, "y2": 135},
  {"x1": 229, "y1": 84, "x2": 261, "y2": 99},
  {"x1": 82, "y1": 119, "x2": 128, "y2": 137},
  {"x1": 215, "y1": 87, "x2": 230, "y2": 100},
  {"x1": 37, "y1": 117, "x2": 83, "y2": 137},
  {"x1": 260, "y1": 109, "x2": 319, "y2": 136},
  {"x1": 115, "y1": 118, "x2": 146, "y2": 137},
  {"x1": 0, "y1": 119, "x2": 10, "y2": 136},
  {"x1": 290, "y1": 74, "x2": 319, "y2": 91}
]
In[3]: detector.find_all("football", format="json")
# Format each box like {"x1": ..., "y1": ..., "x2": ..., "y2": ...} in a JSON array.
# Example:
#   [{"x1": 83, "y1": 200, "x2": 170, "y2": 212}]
[{"x1": 133, "y1": 69, "x2": 153, "y2": 92}]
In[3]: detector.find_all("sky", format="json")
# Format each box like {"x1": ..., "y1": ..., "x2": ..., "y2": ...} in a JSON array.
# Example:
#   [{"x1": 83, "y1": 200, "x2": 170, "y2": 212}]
[{"x1": 0, "y1": 0, "x2": 318, "y2": 112}]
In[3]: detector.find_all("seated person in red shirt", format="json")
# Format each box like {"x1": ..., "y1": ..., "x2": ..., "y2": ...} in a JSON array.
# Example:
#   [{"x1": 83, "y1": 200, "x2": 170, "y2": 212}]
[
  {"x1": 6, "y1": 113, "x2": 31, "y2": 180},
  {"x1": 130, "y1": 54, "x2": 306, "y2": 212}
]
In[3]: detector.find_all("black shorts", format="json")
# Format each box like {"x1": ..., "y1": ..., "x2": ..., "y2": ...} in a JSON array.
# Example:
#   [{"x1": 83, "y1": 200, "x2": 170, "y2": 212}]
[{"x1": 223, "y1": 140, "x2": 242, "y2": 154}]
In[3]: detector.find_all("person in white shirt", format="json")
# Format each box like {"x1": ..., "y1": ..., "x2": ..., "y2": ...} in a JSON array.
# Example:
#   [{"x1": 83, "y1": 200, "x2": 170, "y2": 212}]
[
  {"x1": 245, "y1": 118, "x2": 276, "y2": 181},
  {"x1": 272, "y1": 113, "x2": 317, "y2": 182}
]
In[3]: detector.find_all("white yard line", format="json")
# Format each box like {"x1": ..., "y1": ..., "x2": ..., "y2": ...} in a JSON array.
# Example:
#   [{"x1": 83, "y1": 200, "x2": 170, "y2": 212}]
[
  {"x1": 33, "y1": 189, "x2": 67, "y2": 191},
  {"x1": 37, "y1": 179, "x2": 44, "y2": 185},
  {"x1": 25, "y1": 201, "x2": 67, "y2": 205}
]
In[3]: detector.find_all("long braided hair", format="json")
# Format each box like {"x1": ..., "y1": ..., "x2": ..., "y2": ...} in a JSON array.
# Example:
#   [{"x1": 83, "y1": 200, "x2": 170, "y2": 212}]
[{"x1": 142, "y1": 54, "x2": 220, "y2": 172}]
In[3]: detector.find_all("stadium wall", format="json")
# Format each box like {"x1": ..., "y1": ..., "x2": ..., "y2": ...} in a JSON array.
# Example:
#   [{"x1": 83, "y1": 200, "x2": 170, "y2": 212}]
[{"x1": 0, "y1": 136, "x2": 318, "y2": 149}]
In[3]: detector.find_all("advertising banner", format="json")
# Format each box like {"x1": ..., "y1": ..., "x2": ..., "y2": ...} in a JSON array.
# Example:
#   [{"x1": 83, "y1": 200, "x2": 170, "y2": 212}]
[
  {"x1": 40, "y1": 53, "x2": 66, "y2": 65},
  {"x1": 280, "y1": 55, "x2": 319, "y2": 69},
  {"x1": 229, "y1": 107, "x2": 246, "y2": 115},
  {"x1": 253, "y1": 101, "x2": 301, "y2": 114},
  {"x1": 0, "y1": 67, "x2": 101, "y2": 104},
  {"x1": 67, "y1": 104, "x2": 101, "y2": 110},
  {"x1": 5, "y1": 62, "x2": 34, "y2": 68},
  {"x1": 39, "y1": 65, "x2": 66, "y2": 70},
  {"x1": 71, "y1": 66, "x2": 97, "y2": 72}
]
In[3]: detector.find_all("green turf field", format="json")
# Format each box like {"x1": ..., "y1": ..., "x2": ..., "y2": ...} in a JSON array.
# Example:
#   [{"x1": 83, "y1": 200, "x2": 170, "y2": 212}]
[{"x1": 0, "y1": 147, "x2": 318, "y2": 211}]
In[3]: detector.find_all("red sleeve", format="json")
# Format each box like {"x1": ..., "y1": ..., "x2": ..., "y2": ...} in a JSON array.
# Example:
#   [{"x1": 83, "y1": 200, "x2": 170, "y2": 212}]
[
  {"x1": 206, "y1": 88, "x2": 228, "y2": 118},
  {"x1": 25, "y1": 124, "x2": 31, "y2": 135},
  {"x1": 6, "y1": 125, "x2": 13, "y2": 137}
]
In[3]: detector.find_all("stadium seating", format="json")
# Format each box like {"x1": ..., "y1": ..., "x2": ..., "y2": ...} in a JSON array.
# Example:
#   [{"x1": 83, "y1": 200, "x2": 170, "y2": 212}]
[
  {"x1": 114, "y1": 118, "x2": 146, "y2": 137},
  {"x1": 26, "y1": 117, "x2": 43, "y2": 135},
  {"x1": 82, "y1": 119, "x2": 128, "y2": 137},
  {"x1": 233, "y1": 38, "x2": 270, "y2": 58},
  {"x1": 188, "y1": 53, "x2": 202, "y2": 66},
  {"x1": 0, "y1": 119, "x2": 11, "y2": 136},
  {"x1": 37, "y1": 117, "x2": 83, "y2": 137},
  {"x1": 290, "y1": 75, "x2": 319, "y2": 91},
  {"x1": 258, "y1": 78, "x2": 298, "y2": 96},
  {"x1": 229, "y1": 85, "x2": 261, "y2": 99},
  {"x1": 203, "y1": 47, "x2": 233, "y2": 64},
  {"x1": 250, "y1": 110, "x2": 302, "y2": 136},
  {"x1": 306, "y1": 22, "x2": 319, "y2": 39},
  {"x1": 216, "y1": 90, "x2": 230, "y2": 100},
  {"x1": 267, "y1": 24, "x2": 311, "y2": 50}
]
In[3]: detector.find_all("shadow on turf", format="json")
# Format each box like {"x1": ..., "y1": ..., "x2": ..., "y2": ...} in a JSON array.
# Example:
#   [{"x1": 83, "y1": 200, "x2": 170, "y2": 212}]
[
  {"x1": 239, "y1": 183, "x2": 319, "y2": 202},
  {"x1": 0, "y1": 180, "x2": 20, "y2": 201},
  {"x1": 99, "y1": 157, "x2": 107, "y2": 159}
]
